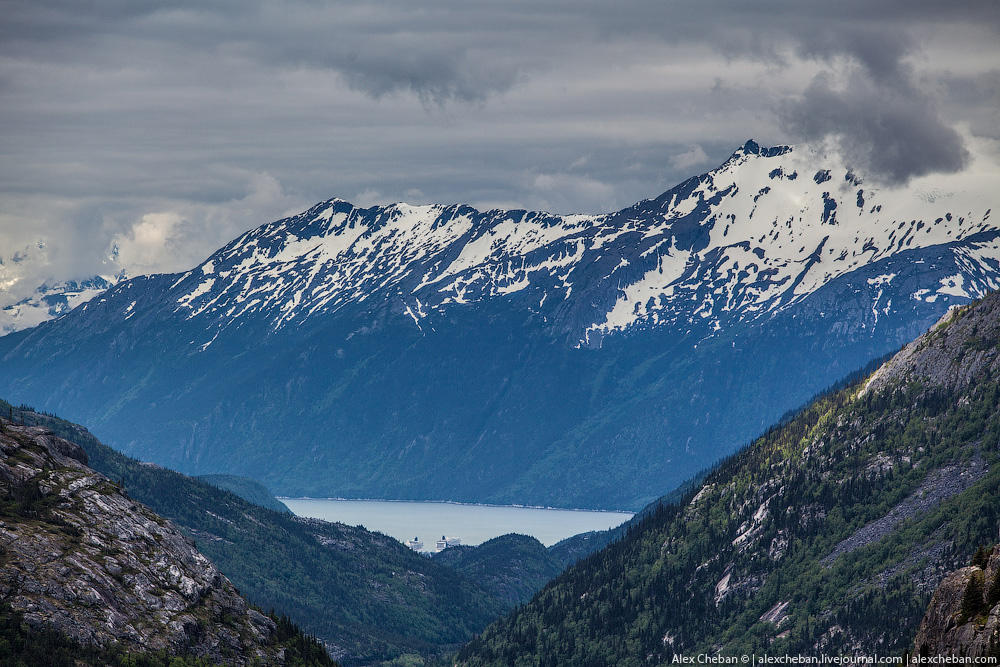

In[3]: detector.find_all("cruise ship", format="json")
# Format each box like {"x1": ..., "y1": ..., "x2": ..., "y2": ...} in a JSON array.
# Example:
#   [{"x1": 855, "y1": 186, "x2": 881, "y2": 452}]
[{"x1": 434, "y1": 535, "x2": 461, "y2": 552}]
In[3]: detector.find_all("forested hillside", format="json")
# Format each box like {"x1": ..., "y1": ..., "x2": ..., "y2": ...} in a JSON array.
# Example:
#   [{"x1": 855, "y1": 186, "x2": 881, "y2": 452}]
[
  {"x1": 0, "y1": 601, "x2": 335, "y2": 667},
  {"x1": 431, "y1": 534, "x2": 565, "y2": 607},
  {"x1": 456, "y1": 296, "x2": 1000, "y2": 664}
]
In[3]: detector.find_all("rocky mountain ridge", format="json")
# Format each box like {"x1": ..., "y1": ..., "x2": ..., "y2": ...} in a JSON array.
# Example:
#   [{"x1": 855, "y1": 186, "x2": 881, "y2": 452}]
[
  {"x1": 0, "y1": 418, "x2": 282, "y2": 664},
  {"x1": 864, "y1": 297, "x2": 1000, "y2": 395}
]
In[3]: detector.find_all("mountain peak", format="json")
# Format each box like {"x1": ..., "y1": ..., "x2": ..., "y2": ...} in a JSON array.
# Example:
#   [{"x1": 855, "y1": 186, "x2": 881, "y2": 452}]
[
  {"x1": 742, "y1": 138, "x2": 762, "y2": 154},
  {"x1": 732, "y1": 138, "x2": 792, "y2": 160}
]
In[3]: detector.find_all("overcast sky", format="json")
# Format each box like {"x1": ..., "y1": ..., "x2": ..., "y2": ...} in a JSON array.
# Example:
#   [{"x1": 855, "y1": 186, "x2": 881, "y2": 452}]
[{"x1": 1, "y1": 0, "x2": 999, "y2": 301}]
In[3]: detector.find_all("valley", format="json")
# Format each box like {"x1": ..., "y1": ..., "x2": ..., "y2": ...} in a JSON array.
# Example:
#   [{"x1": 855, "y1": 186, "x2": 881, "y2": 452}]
[
  {"x1": 8, "y1": 290, "x2": 1000, "y2": 664},
  {"x1": 455, "y1": 293, "x2": 1000, "y2": 663},
  {"x1": 1, "y1": 141, "x2": 999, "y2": 665},
  {"x1": 0, "y1": 142, "x2": 996, "y2": 511}
]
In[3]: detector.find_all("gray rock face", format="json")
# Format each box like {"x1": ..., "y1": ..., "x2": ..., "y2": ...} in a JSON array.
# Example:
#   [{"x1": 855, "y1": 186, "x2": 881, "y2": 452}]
[
  {"x1": 0, "y1": 421, "x2": 281, "y2": 665},
  {"x1": 911, "y1": 546, "x2": 1000, "y2": 659},
  {"x1": 865, "y1": 297, "x2": 1000, "y2": 395}
]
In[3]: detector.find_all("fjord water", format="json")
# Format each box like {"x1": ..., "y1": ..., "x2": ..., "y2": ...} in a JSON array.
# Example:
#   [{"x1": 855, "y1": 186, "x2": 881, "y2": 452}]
[{"x1": 282, "y1": 498, "x2": 633, "y2": 547}]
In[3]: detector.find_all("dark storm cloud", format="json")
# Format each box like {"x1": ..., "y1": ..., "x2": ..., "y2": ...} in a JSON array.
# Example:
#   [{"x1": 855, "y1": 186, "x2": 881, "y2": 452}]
[
  {"x1": 0, "y1": 0, "x2": 536, "y2": 103},
  {"x1": 769, "y1": 16, "x2": 978, "y2": 184},
  {"x1": 7, "y1": 0, "x2": 994, "y2": 105},
  {"x1": 781, "y1": 67, "x2": 970, "y2": 185},
  {"x1": 4, "y1": 1, "x2": 996, "y2": 109},
  {"x1": 688, "y1": 0, "x2": 996, "y2": 184}
]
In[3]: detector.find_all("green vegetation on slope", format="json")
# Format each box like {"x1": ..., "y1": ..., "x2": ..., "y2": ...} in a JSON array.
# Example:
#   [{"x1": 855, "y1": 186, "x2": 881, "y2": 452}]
[
  {"x1": 455, "y1": 295, "x2": 1000, "y2": 665},
  {"x1": 431, "y1": 535, "x2": 565, "y2": 607},
  {"x1": 0, "y1": 400, "x2": 503, "y2": 666},
  {"x1": 196, "y1": 473, "x2": 291, "y2": 514}
]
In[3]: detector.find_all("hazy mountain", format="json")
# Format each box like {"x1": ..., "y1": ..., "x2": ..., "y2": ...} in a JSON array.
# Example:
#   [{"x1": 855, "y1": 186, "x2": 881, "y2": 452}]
[
  {"x1": 196, "y1": 473, "x2": 292, "y2": 514},
  {"x1": 0, "y1": 274, "x2": 120, "y2": 334},
  {"x1": 454, "y1": 292, "x2": 1000, "y2": 663},
  {"x1": 0, "y1": 141, "x2": 995, "y2": 510}
]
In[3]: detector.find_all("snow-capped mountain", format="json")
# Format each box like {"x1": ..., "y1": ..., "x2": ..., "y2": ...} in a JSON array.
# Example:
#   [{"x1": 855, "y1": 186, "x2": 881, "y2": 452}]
[
  {"x1": 1, "y1": 141, "x2": 996, "y2": 510},
  {"x1": 154, "y1": 141, "x2": 995, "y2": 351},
  {"x1": 0, "y1": 275, "x2": 121, "y2": 334}
]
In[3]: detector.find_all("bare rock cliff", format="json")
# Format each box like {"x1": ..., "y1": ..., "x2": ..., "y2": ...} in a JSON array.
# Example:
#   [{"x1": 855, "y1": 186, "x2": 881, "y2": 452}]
[
  {"x1": 0, "y1": 419, "x2": 282, "y2": 664},
  {"x1": 911, "y1": 546, "x2": 1000, "y2": 659},
  {"x1": 865, "y1": 297, "x2": 1000, "y2": 396}
]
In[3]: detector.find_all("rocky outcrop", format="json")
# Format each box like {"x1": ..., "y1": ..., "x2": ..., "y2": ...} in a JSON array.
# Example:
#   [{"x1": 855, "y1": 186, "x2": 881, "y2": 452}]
[
  {"x1": 911, "y1": 546, "x2": 1000, "y2": 659},
  {"x1": 0, "y1": 420, "x2": 282, "y2": 665},
  {"x1": 865, "y1": 297, "x2": 1000, "y2": 395}
]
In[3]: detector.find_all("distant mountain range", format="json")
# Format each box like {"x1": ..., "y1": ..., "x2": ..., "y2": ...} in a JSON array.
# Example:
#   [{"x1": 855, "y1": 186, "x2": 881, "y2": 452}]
[
  {"x1": 0, "y1": 274, "x2": 120, "y2": 334},
  {"x1": 0, "y1": 140, "x2": 996, "y2": 510}
]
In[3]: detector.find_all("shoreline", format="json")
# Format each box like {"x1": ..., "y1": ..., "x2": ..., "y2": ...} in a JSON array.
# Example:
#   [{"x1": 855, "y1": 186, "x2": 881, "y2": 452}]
[{"x1": 276, "y1": 496, "x2": 635, "y2": 516}]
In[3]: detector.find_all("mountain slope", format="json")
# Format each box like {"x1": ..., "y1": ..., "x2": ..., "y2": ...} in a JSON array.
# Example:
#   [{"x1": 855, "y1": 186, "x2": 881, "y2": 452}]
[
  {"x1": 455, "y1": 292, "x2": 1000, "y2": 664},
  {"x1": 0, "y1": 417, "x2": 284, "y2": 664},
  {"x1": 196, "y1": 473, "x2": 291, "y2": 514},
  {"x1": 431, "y1": 534, "x2": 565, "y2": 608},
  {"x1": 0, "y1": 141, "x2": 996, "y2": 509},
  {"x1": 0, "y1": 400, "x2": 504, "y2": 666}
]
